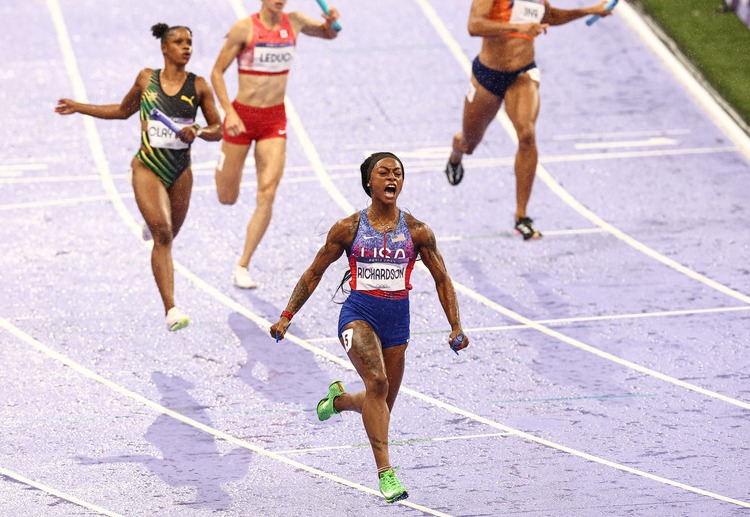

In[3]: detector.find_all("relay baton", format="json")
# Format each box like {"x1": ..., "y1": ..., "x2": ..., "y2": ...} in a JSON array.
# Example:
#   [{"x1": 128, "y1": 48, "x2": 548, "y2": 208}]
[
  {"x1": 586, "y1": 0, "x2": 618, "y2": 26},
  {"x1": 450, "y1": 332, "x2": 465, "y2": 355},
  {"x1": 315, "y1": 0, "x2": 341, "y2": 32},
  {"x1": 150, "y1": 108, "x2": 182, "y2": 135}
]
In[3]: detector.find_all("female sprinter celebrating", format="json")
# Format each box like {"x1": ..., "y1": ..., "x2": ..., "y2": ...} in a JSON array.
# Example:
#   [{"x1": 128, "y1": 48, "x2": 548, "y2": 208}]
[
  {"x1": 56, "y1": 23, "x2": 222, "y2": 331},
  {"x1": 270, "y1": 153, "x2": 469, "y2": 503},
  {"x1": 444, "y1": 0, "x2": 615, "y2": 240},
  {"x1": 211, "y1": 0, "x2": 340, "y2": 289}
]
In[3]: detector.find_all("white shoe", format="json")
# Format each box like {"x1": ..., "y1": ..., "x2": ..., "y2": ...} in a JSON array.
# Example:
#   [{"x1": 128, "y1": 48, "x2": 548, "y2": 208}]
[
  {"x1": 141, "y1": 222, "x2": 152, "y2": 241},
  {"x1": 166, "y1": 307, "x2": 190, "y2": 331},
  {"x1": 233, "y1": 265, "x2": 259, "y2": 289}
]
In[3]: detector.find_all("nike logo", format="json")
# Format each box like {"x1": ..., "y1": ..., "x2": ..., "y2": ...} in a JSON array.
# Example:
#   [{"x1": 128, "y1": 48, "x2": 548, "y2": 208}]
[
  {"x1": 362, "y1": 235, "x2": 379, "y2": 240},
  {"x1": 278, "y1": 129, "x2": 286, "y2": 136},
  {"x1": 180, "y1": 95, "x2": 195, "y2": 107}
]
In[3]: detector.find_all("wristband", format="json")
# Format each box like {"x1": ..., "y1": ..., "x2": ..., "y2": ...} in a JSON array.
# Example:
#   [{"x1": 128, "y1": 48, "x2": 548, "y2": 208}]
[
  {"x1": 191, "y1": 123, "x2": 203, "y2": 137},
  {"x1": 281, "y1": 310, "x2": 294, "y2": 321}
]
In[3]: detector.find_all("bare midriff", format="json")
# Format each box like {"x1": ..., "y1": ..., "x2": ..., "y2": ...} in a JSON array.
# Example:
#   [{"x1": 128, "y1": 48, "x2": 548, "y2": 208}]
[
  {"x1": 479, "y1": 36, "x2": 535, "y2": 72},
  {"x1": 236, "y1": 73, "x2": 289, "y2": 107}
]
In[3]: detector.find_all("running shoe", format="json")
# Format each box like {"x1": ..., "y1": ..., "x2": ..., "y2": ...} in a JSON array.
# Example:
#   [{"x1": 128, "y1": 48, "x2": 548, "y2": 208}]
[
  {"x1": 317, "y1": 380, "x2": 345, "y2": 421},
  {"x1": 141, "y1": 221, "x2": 152, "y2": 242},
  {"x1": 233, "y1": 265, "x2": 259, "y2": 289},
  {"x1": 166, "y1": 307, "x2": 190, "y2": 331},
  {"x1": 379, "y1": 469, "x2": 408, "y2": 503},
  {"x1": 444, "y1": 160, "x2": 464, "y2": 186},
  {"x1": 514, "y1": 217, "x2": 543, "y2": 241}
]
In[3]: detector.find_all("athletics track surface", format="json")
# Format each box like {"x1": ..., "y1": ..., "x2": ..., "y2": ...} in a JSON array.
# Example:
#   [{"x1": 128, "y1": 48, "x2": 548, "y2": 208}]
[{"x1": 1, "y1": 0, "x2": 749, "y2": 515}]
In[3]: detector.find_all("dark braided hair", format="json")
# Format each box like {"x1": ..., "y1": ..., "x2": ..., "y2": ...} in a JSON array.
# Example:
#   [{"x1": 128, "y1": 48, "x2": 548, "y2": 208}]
[{"x1": 151, "y1": 23, "x2": 192, "y2": 44}]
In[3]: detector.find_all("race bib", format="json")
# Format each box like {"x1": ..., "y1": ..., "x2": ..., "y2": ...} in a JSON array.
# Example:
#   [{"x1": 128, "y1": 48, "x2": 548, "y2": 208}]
[
  {"x1": 509, "y1": 0, "x2": 546, "y2": 24},
  {"x1": 355, "y1": 260, "x2": 408, "y2": 292},
  {"x1": 252, "y1": 43, "x2": 296, "y2": 74}
]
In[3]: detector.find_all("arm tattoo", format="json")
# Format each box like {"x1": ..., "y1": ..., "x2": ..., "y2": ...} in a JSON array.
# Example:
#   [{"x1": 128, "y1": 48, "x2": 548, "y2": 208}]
[{"x1": 287, "y1": 278, "x2": 311, "y2": 314}]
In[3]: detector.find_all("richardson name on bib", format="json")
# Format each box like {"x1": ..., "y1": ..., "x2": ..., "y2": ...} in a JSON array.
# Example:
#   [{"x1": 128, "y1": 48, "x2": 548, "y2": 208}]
[{"x1": 357, "y1": 266, "x2": 405, "y2": 281}]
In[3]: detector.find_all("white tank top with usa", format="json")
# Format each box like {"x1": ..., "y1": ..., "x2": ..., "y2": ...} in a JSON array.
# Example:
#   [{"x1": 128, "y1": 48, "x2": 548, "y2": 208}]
[{"x1": 347, "y1": 209, "x2": 416, "y2": 300}]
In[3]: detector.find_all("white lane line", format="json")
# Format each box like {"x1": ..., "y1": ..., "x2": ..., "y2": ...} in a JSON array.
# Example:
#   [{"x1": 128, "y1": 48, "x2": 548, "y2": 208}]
[
  {"x1": 4, "y1": 310, "x2": 748, "y2": 510},
  {"x1": 286, "y1": 98, "x2": 750, "y2": 517},
  {"x1": 0, "y1": 145, "x2": 734, "y2": 185},
  {"x1": 317, "y1": 0, "x2": 750, "y2": 413},
  {"x1": 574, "y1": 137, "x2": 679, "y2": 150},
  {"x1": 403, "y1": 380, "x2": 750, "y2": 508},
  {"x1": 437, "y1": 227, "x2": 607, "y2": 241},
  {"x1": 48, "y1": 0, "x2": 750, "y2": 509},
  {"x1": 45, "y1": 0, "x2": 750, "y2": 417},
  {"x1": 0, "y1": 195, "x2": 112, "y2": 210},
  {"x1": 514, "y1": 305, "x2": 750, "y2": 328},
  {"x1": 47, "y1": 0, "x2": 140, "y2": 241},
  {"x1": 47, "y1": 0, "x2": 450, "y2": 513},
  {"x1": 0, "y1": 174, "x2": 103, "y2": 184},
  {"x1": 538, "y1": 168, "x2": 750, "y2": 305},
  {"x1": 0, "y1": 164, "x2": 48, "y2": 173},
  {"x1": 0, "y1": 465, "x2": 122, "y2": 517},
  {"x1": 460, "y1": 305, "x2": 750, "y2": 333},
  {"x1": 0, "y1": 318, "x2": 450, "y2": 517},
  {"x1": 274, "y1": 432, "x2": 511, "y2": 456},
  {"x1": 413, "y1": 0, "x2": 750, "y2": 309},
  {"x1": 449, "y1": 277, "x2": 750, "y2": 410},
  {"x1": 554, "y1": 129, "x2": 691, "y2": 140},
  {"x1": 285, "y1": 98, "x2": 355, "y2": 214},
  {"x1": 541, "y1": 146, "x2": 736, "y2": 163},
  {"x1": 248, "y1": 0, "x2": 750, "y2": 503},
  {"x1": 305, "y1": 305, "x2": 750, "y2": 343}
]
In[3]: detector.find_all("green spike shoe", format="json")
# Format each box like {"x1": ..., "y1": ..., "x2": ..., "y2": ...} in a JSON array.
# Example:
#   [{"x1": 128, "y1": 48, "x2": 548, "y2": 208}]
[
  {"x1": 317, "y1": 381, "x2": 345, "y2": 421},
  {"x1": 379, "y1": 469, "x2": 408, "y2": 503}
]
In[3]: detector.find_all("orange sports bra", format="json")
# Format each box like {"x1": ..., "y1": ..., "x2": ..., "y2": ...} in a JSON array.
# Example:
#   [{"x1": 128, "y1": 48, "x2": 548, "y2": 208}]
[
  {"x1": 490, "y1": 0, "x2": 546, "y2": 40},
  {"x1": 237, "y1": 13, "x2": 296, "y2": 75}
]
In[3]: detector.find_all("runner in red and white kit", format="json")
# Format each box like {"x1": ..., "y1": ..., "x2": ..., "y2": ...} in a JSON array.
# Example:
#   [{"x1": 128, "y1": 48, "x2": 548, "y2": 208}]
[
  {"x1": 270, "y1": 153, "x2": 469, "y2": 503},
  {"x1": 211, "y1": 0, "x2": 340, "y2": 288}
]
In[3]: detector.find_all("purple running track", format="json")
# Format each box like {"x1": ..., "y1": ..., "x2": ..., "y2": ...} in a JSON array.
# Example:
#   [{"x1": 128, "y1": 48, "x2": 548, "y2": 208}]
[{"x1": 1, "y1": 0, "x2": 749, "y2": 515}]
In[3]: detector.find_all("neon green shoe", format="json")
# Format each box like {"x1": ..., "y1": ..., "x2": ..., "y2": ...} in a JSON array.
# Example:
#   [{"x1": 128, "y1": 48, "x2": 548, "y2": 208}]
[
  {"x1": 317, "y1": 381, "x2": 345, "y2": 421},
  {"x1": 379, "y1": 469, "x2": 408, "y2": 503}
]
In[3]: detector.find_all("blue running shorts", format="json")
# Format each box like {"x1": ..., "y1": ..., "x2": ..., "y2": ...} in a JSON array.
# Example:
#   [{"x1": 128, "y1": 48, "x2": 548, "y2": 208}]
[{"x1": 338, "y1": 290, "x2": 410, "y2": 349}]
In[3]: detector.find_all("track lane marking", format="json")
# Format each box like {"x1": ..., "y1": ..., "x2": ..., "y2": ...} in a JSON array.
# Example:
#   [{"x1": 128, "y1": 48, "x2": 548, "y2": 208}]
[
  {"x1": 0, "y1": 316, "x2": 450, "y2": 517},
  {"x1": 0, "y1": 465, "x2": 122, "y2": 516},
  {"x1": 273, "y1": 432, "x2": 512, "y2": 456},
  {"x1": 4, "y1": 312, "x2": 749, "y2": 509},
  {"x1": 304, "y1": 305, "x2": 750, "y2": 342},
  {"x1": 48, "y1": 0, "x2": 443, "y2": 513},
  {"x1": 45, "y1": 0, "x2": 750, "y2": 509}
]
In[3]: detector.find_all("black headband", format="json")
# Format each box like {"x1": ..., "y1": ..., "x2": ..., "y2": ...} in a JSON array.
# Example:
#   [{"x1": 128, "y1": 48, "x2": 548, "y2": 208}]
[{"x1": 360, "y1": 152, "x2": 404, "y2": 196}]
